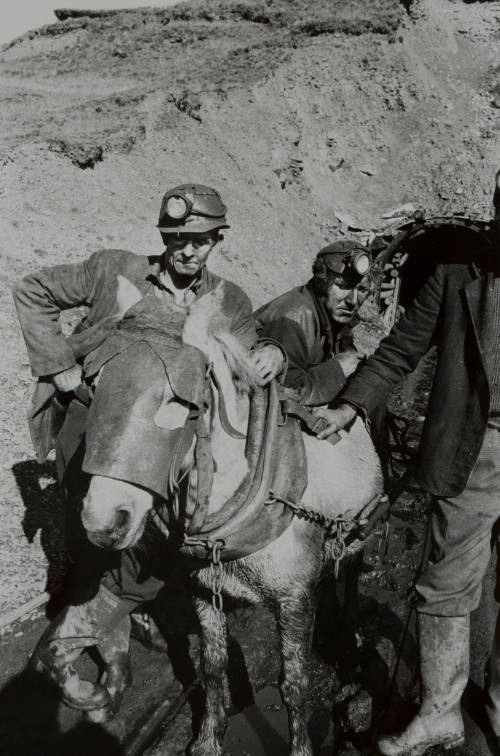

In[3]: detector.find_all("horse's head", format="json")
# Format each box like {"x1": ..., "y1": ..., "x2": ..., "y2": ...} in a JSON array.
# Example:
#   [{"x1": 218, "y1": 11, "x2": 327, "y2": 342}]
[{"x1": 79, "y1": 287, "x2": 259, "y2": 550}]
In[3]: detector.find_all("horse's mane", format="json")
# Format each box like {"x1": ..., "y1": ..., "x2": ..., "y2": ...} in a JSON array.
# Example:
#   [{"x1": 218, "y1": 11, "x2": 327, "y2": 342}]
[{"x1": 183, "y1": 286, "x2": 261, "y2": 392}]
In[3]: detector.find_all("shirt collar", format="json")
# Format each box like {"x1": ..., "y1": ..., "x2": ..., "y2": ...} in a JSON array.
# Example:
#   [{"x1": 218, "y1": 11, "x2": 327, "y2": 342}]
[{"x1": 147, "y1": 257, "x2": 206, "y2": 296}]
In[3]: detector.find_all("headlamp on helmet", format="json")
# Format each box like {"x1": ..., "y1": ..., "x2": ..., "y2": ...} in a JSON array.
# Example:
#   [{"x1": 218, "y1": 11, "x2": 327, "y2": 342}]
[
  {"x1": 157, "y1": 184, "x2": 229, "y2": 235},
  {"x1": 164, "y1": 194, "x2": 192, "y2": 221},
  {"x1": 317, "y1": 241, "x2": 372, "y2": 287},
  {"x1": 348, "y1": 251, "x2": 371, "y2": 277}
]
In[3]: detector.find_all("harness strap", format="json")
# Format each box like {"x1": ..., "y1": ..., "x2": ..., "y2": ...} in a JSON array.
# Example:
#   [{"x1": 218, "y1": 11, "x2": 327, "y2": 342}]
[
  {"x1": 280, "y1": 396, "x2": 341, "y2": 445},
  {"x1": 72, "y1": 383, "x2": 92, "y2": 408},
  {"x1": 196, "y1": 381, "x2": 281, "y2": 541},
  {"x1": 186, "y1": 415, "x2": 214, "y2": 535},
  {"x1": 168, "y1": 412, "x2": 197, "y2": 494},
  {"x1": 208, "y1": 364, "x2": 246, "y2": 440}
]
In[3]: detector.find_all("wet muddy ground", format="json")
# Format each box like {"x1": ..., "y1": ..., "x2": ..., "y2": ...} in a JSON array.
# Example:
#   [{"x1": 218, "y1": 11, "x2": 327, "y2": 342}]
[{"x1": 1, "y1": 475, "x2": 498, "y2": 755}]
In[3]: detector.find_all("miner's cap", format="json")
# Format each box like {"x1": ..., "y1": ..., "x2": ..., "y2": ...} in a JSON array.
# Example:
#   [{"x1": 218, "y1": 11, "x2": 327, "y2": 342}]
[{"x1": 157, "y1": 183, "x2": 230, "y2": 234}]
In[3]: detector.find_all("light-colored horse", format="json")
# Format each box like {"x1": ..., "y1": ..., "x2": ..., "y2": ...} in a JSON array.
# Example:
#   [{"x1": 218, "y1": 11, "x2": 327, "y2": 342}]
[{"x1": 81, "y1": 287, "x2": 383, "y2": 756}]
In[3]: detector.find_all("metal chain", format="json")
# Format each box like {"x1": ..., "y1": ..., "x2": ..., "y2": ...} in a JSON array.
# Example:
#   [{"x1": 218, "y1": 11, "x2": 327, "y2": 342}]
[
  {"x1": 266, "y1": 490, "x2": 387, "y2": 578},
  {"x1": 183, "y1": 536, "x2": 226, "y2": 612},
  {"x1": 265, "y1": 490, "x2": 362, "y2": 534},
  {"x1": 332, "y1": 521, "x2": 347, "y2": 579},
  {"x1": 209, "y1": 540, "x2": 224, "y2": 612}
]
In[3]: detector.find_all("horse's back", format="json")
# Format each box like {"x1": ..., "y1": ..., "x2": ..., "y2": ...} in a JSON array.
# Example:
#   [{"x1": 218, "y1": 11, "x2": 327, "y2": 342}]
[{"x1": 302, "y1": 417, "x2": 383, "y2": 516}]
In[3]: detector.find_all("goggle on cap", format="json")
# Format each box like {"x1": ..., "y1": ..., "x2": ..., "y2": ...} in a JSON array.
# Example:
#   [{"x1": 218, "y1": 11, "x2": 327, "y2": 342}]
[
  {"x1": 317, "y1": 240, "x2": 372, "y2": 281},
  {"x1": 157, "y1": 184, "x2": 230, "y2": 234}
]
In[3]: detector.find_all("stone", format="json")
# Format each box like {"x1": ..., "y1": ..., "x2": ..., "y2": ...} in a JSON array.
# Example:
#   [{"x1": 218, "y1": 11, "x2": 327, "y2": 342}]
[
  {"x1": 335, "y1": 211, "x2": 364, "y2": 231},
  {"x1": 381, "y1": 203, "x2": 416, "y2": 219}
]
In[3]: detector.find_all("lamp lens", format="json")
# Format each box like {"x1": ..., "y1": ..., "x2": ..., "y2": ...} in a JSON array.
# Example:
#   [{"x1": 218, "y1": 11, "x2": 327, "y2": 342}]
[
  {"x1": 354, "y1": 253, "x2": 370, "y2": 275},
  {"x1": 166, "y1": 195, "x2": 189, "y2": 219}
]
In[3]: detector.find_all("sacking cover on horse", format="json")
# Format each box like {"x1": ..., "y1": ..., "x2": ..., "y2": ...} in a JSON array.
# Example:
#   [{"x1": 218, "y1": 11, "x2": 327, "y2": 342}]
[
  {"x1": 82, "y1": 295, "x2": 210, "y2": 498},
  {"x1": 82, "y1": 294, "x2": 306, "y2": 560}
]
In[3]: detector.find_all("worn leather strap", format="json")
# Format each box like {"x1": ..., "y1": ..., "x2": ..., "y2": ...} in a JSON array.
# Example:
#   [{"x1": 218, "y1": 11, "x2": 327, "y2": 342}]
[
  {"x1": 186, "y1": 415, "x2": 214, "y2": 535},
  {"x1": 280, "y1": 396, "x2": 341, "y2": 445}
]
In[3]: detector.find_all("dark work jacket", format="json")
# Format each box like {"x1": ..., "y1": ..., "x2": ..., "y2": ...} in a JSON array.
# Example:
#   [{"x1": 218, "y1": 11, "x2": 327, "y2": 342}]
[
  {"x1": 254, "y1": 282, "x2": 354, "y2": 405},
  {"x1": 13, "y1": 249, "x2": 258, "y2": 460},
  {"x1": 342, "y1": 262, "x2": 497, "y2": 497}
]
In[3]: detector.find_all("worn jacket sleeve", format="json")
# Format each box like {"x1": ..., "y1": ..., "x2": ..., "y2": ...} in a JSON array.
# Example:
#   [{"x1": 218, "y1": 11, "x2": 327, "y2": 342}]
[
  {"x1": 258, "y1": 316, "x2": 346, "y2": 405},
  {"x1": 13, "y1": 252, "x2": 102, "y2": 377},
  {"x1": 341, "y1": 265, "x2": 444, "y2": 414},
  {"x1": 223, "y1": 282, "x2": 258, "y2": 349}
]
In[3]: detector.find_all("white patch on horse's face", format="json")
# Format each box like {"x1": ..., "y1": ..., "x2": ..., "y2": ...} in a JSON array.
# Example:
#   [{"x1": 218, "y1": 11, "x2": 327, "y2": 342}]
[
  {"x1": 81, "y1": 476, "x2": 153, "y2": 550},
  {"x1": 154, "y1": 394, "x2": 191, "y2": 429},
  {"x1": 153, "y1": 378, "x2": 191, "y2": 429}
]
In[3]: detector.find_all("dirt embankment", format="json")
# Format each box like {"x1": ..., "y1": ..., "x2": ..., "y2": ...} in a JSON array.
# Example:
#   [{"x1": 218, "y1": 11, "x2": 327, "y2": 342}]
[{"x1": 0, "y1": 0, "x2": 499, "y2": 615}]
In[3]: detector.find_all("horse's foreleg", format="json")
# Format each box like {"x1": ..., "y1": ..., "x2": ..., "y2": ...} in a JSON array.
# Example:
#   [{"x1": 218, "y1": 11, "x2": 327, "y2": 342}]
[
  {"x1": 189, "y1": 596, "x2": 228, "y2": 756},
  {"x1": 277, "y1": 590, "x2": 315, "y2": 756}
]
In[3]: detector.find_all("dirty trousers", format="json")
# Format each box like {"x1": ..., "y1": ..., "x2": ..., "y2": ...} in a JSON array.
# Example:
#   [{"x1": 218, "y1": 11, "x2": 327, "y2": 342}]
[
  {"x1": 416, "y1": 425, "x2": 500, "y2": 616},
  {"x1": 101, "y1": 536, "x2": 173, "y2": 610}
]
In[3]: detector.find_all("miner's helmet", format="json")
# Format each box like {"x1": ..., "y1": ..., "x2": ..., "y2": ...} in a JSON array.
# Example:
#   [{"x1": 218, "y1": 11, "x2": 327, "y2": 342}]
[
  {"x1": 157, "y1": 184, "x2": 229, "y2": 234},
  {"x1": 316, "y1": 239, "x2": 372, "y2": 286}
]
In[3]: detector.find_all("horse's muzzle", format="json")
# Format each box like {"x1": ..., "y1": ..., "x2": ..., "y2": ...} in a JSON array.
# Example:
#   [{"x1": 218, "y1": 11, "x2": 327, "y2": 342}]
[{"x1": 84, "y1": 509, "x2": 138, "y2": 550}]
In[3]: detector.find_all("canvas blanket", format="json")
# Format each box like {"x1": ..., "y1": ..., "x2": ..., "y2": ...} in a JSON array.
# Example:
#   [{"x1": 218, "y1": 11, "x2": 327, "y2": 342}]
[{"x1": 82, "y1": 345, "x2": 207, "y2": 499}]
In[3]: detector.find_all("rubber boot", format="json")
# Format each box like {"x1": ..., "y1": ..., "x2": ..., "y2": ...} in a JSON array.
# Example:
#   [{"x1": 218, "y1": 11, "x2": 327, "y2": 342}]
[
  {"x1": 84, "y1": 614, "x2": 132, "y2": 722},
  {"x1": 484, "y1": 607, "x2": 500, "y2": 738},
  {"x1": 29, "y1": 584, "x2": 133, "y2": 716},
  {"x1": 377, "y1": 613, "x2": 469, "y2": 756}
]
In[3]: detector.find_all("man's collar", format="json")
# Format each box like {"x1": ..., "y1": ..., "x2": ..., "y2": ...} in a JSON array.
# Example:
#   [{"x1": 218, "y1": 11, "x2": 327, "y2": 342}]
[{"x1": 147, "y1": 257, "x2": 206, "y2": 295}]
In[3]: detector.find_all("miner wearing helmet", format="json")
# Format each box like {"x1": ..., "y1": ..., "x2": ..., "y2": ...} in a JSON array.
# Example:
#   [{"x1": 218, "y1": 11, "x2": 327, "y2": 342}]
[
  {"x1": 13, "y1": 182, "x2": 284, "y2": 716},
  {"x1": 255, "y1": 239, "x2": 373, "y2": 406},
  {"x1": 15, "y1": 183, "x2": 284, "y2": 462},
  {"x1": 314, "y1": 171, "x2": 500, "y2": 755}
]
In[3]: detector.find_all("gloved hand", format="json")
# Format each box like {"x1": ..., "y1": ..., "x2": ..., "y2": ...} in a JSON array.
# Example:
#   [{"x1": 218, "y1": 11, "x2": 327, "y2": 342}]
[
  {"x1": 250, "y1": 344, "x2": 285, "y2": 385},
  {"x1": 51, "y1": 364, "x2": 83, "y2": 393},
  {"x1": 336, "y1": 349, "x2": 363, "y2": 378}
]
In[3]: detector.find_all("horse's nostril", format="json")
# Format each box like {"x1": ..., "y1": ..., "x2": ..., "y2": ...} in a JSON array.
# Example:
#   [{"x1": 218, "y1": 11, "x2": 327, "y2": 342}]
[{"x1": 115, "y1": 509, "x2": 130, "y2": 531}]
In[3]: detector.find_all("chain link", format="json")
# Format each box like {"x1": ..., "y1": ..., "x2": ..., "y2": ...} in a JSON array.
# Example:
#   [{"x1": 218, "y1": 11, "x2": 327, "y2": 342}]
[
  {"x1": 183, "y1": 536, "x2": 226, "y2": 612},
  {"x1": 266, "y1": 490, "x2": 387, "y2": 577},
  {"x1": 209, "y1": 546, "x2": 224, "y2": 612}
]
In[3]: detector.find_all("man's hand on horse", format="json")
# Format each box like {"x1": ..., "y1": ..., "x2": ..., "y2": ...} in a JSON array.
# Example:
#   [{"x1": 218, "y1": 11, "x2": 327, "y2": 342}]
[
  {"x1": 312, "y1": 403, "x2": 358, "y2": 440},
  {"x1": 51, "y1": 364, "x2": 83, "y2": 393},
  {"x1": 250, "y1": 344, "x2": 285, "y2": 385}
]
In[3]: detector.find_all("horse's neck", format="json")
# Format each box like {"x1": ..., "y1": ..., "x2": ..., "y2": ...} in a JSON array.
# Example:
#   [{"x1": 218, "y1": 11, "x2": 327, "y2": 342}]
[{"x1": 206, "y1": 342, "x2": 250, "y2": 512}]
